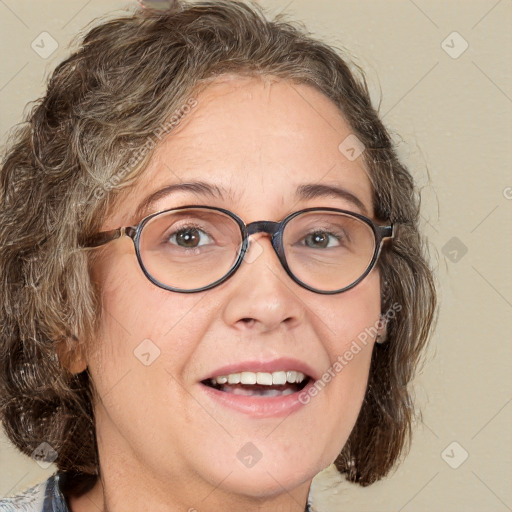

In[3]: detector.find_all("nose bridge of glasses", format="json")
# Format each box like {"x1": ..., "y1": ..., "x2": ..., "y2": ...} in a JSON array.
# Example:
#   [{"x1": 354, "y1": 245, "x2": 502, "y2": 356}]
[
  {"x1": 246, "y1": 220, "x2": 281, "y2": 238},
  {"x1": 244, "y1": 220, "x2": 284, "y2": 260}
]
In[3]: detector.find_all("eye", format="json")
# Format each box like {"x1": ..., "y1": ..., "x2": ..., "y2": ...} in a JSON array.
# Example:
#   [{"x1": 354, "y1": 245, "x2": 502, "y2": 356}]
[
  {"x1": 168, "y1": 227, "x2": 213, "y2": 248},
  {"x1": 303, "y1": 231, "x2": 340, "y2": 249}
]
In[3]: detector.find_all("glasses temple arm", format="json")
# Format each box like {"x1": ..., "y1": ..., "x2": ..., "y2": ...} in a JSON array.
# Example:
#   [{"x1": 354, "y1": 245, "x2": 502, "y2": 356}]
[
  {"x1": 80, "y1": 226, "x2": 136, "y2": 248},
  {"x1": 378, "y1": 224, "x2": 394, "y2": 240}
]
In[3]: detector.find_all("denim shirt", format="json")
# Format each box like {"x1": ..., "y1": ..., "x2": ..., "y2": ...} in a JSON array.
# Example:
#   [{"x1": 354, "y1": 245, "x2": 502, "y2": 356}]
[
  {"x1": 0, "y1": 474, "x2": 316, "y2": 511},
  {"x1": 0, "y1": 475, "x2": 68, "y2": 512}
]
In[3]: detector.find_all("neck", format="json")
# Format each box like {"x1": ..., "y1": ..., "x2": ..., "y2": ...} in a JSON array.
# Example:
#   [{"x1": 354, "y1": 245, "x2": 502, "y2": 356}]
[{"x1": 69, "y1": 476, "x2": 311, "y2": 512}]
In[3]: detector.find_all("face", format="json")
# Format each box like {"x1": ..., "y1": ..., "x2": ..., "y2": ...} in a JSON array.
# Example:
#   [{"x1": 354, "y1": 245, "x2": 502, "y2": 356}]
[{"x1": 85, "y1": 76, "x2": 382, "y2": 509}]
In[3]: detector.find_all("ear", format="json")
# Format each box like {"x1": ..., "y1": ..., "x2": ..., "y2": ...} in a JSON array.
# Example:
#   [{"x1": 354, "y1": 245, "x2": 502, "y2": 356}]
[{"x1": 55, "y1": 337, "x2": 88, "y2": 374}]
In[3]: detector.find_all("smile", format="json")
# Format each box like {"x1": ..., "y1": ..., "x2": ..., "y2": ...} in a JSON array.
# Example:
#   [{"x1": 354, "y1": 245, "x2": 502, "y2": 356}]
[{"x1": 203, "y1": 370, "x2": 310, "y2": 397}]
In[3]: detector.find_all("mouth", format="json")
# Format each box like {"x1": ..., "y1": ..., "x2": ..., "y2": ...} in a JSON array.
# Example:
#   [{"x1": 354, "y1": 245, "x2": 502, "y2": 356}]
[{"x1": 201, "y1": 370, "x2": 311, "y2": 397}]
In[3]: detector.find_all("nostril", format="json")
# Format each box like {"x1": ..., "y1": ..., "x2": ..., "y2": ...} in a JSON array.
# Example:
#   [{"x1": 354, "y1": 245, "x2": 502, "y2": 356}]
[{"x1": 240, "y1": 318, "x2": 255, "y2": 326}]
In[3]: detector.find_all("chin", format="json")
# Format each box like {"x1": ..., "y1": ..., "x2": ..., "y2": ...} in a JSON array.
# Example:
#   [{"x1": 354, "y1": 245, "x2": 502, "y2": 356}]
[
  {"x1": 216, "y1": 467, "x2": 314, "y2": 499},
  {"x1": 209, "y1": 445, "x2": 333, "y2": 499}
]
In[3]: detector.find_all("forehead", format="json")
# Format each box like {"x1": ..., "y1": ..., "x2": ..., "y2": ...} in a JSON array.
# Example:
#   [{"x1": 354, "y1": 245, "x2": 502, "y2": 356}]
[{"x1": 108, "y1": 75, "x2": 374, "y2": 227}]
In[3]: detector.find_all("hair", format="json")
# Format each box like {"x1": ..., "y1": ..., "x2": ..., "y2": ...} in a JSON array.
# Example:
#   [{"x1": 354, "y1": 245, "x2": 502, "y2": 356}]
[{"x1": 0, "y1": 0, "x2": 436, "y2": 493}]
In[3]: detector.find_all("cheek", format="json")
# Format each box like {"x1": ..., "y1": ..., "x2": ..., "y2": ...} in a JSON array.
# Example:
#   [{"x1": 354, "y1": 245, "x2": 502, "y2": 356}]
[
  {"x1": 315, "y1": 270, "x2": 382, "y2": 346},
  {"x1": 86, "y1": 248, "x2": 213, "y2": 394},
  {"x1": 329, "y1": 271, "x2": 381, "y2": 389},
  {"x1": 85, "y1": 250, "x2": 221, "y2": 461},
  {"x1": 305, "y1": 272, "x2": 381, "y2": 455}
]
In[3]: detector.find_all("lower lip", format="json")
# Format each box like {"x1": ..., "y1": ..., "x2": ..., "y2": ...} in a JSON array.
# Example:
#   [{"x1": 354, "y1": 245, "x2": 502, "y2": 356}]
[{"x1": 199, "y1": 380, "x2": 315, "y2": 418}]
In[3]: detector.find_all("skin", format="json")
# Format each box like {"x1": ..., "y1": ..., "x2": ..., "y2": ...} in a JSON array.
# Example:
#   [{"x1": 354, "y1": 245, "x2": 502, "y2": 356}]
[{"x1": 70, "y1": 75, "x2": 383, "y2": 512}]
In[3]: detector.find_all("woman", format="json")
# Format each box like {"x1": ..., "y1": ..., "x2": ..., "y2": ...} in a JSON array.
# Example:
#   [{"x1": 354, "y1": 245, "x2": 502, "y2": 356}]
[{"x1": 0, "y1": 1, "x2": 436, "y2": 510}]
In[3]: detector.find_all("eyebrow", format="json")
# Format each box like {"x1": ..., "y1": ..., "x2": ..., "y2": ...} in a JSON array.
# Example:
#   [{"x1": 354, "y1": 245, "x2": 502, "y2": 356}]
[
  {"x1": 134, "y1": 180, "x2": 369, "y2": 222},
  {"x1": 134, "y1": 181, "x2": 225, "y2": 221},
  {"x1": 296, "y1": 183, "x2": 369, "y2": 216}
]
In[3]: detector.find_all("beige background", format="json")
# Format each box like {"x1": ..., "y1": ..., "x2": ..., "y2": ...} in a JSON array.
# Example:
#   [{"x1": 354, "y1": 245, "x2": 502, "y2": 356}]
[{"x1": 1, "y1": 1, "x2": 511, "y2": 510}]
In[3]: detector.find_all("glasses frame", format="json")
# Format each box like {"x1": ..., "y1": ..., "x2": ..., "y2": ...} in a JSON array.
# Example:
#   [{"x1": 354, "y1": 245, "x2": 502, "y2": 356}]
[{"x1": 83, "y1": 205, "x2": 394, "y2": 294}]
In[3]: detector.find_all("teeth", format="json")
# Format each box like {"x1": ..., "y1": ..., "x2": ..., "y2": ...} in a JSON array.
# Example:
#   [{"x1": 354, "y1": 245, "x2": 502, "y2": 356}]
[
  {"x1": 210, "y1": 370, "x2": 307, "y2": 387},
  {"x1": 257, "y1": 372, "x2": 273, "y2": 385},
  {"x1": 240, "y1": 372, "x2": 257, "y2": 385},
  {"x1": 286, "y1": 371, "x2": 297, "y2": 383},
  {"x1": 272, "y1": 371, "x2": 287, "y2": 385},
  {"x1": 227, "y1": 373, "x2": 240, "y2": 384}
]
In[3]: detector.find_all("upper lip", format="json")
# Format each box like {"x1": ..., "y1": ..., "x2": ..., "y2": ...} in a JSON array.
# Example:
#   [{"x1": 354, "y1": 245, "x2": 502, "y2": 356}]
[{"x1": 201, "y1": 357, "x2": 319, "y2": 382}]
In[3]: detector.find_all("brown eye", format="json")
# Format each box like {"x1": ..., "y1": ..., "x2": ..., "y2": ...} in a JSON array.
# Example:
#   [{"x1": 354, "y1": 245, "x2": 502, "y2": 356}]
[
  {"x1": 303, "y1": 231, "x2": 338, "y2": 248},
  {"x1": 170, "y1": 228, "x2": 210, "y2": 248}
]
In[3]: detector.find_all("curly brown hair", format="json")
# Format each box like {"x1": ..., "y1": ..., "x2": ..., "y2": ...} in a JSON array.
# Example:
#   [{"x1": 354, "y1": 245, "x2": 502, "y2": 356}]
[{"x1": 0, "y1": 0, "x2": 436, "y2": 493}]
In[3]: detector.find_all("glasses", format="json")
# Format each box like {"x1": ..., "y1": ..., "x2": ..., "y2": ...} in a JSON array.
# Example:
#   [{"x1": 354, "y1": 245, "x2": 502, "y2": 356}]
[{"x1": 82, "y1": 206, "x2": 393, "y2": 294}]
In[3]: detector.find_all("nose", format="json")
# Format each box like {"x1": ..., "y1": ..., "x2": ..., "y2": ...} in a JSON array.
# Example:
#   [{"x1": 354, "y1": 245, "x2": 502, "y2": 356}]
[{"x1": 221, "y1": 236, "x2": 305, "y2": 334}]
